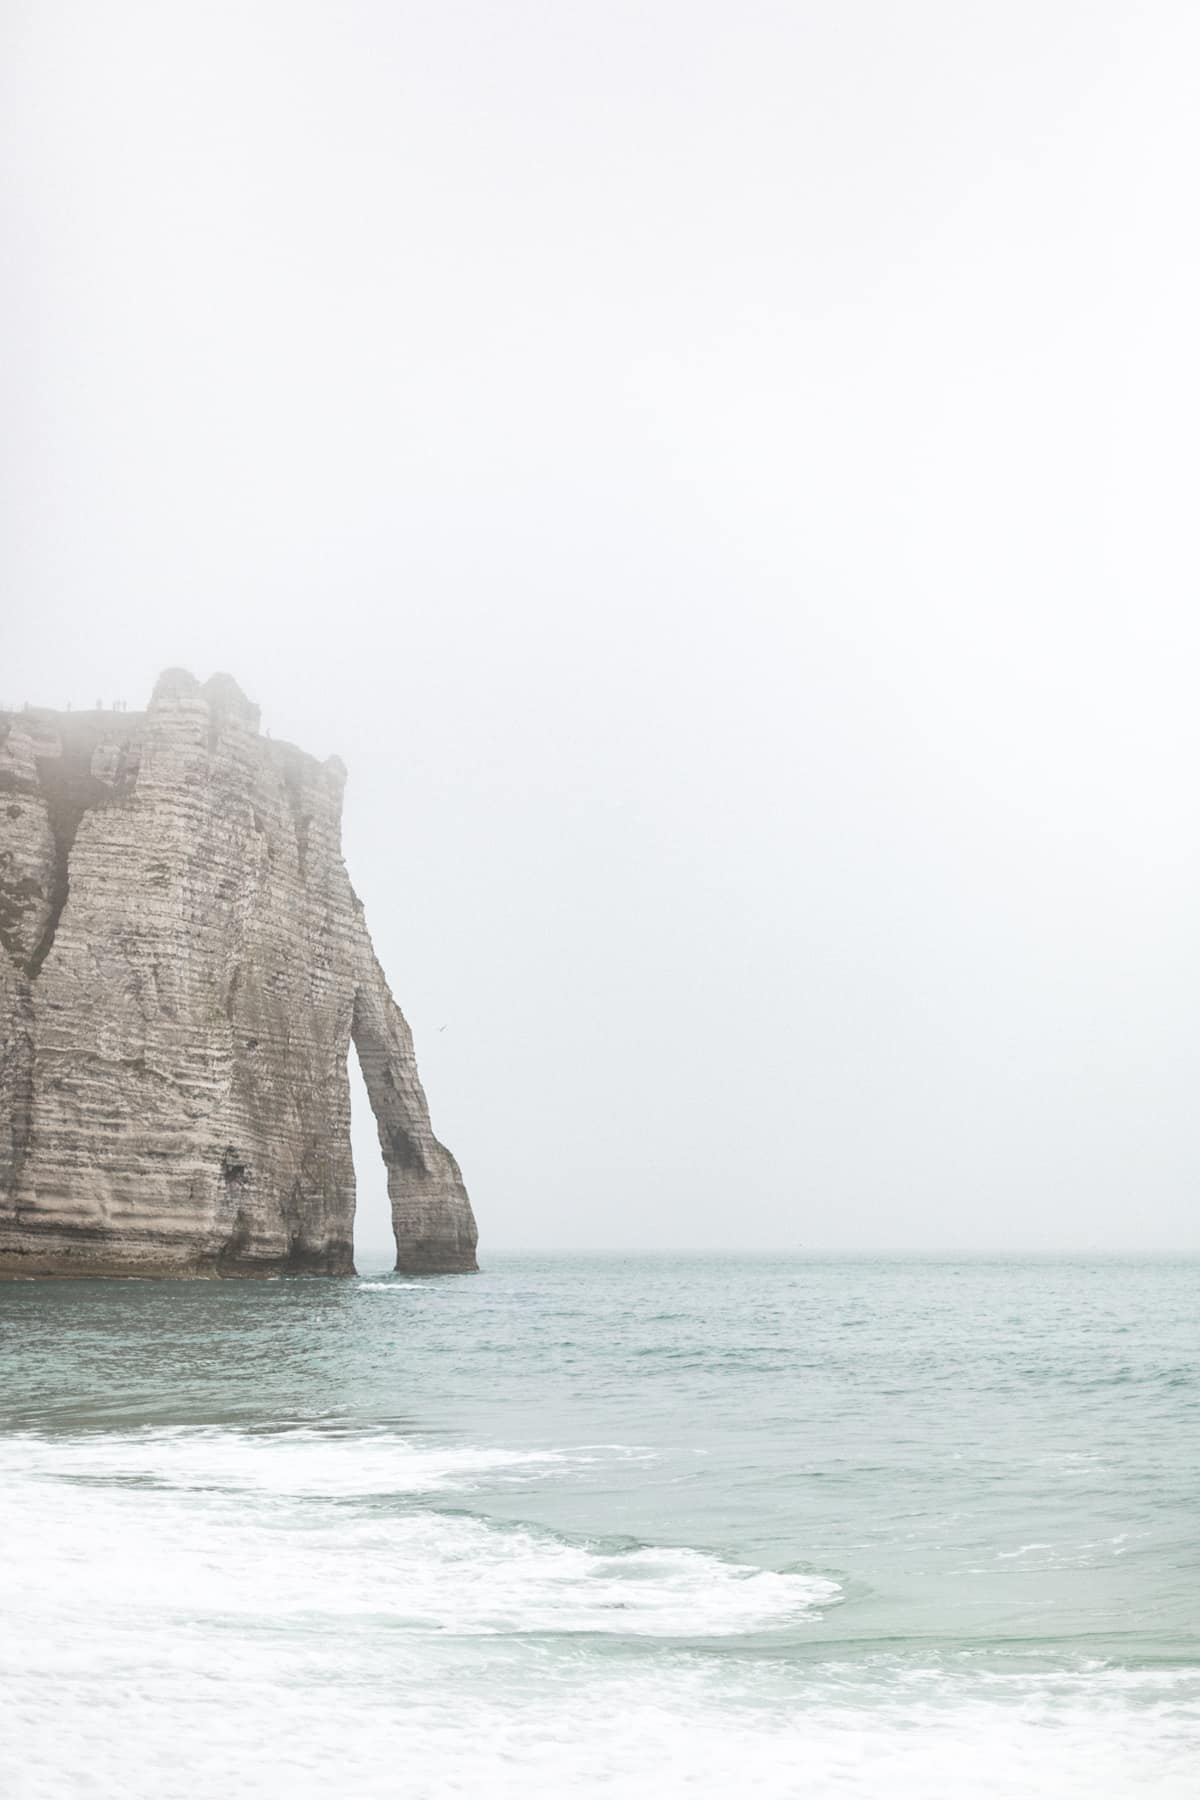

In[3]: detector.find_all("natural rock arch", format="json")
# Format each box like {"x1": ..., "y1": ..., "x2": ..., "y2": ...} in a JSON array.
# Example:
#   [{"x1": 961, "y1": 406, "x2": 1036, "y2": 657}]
[{"x1": 0, "y1": 671, "x2": 477, "y2": 1277}]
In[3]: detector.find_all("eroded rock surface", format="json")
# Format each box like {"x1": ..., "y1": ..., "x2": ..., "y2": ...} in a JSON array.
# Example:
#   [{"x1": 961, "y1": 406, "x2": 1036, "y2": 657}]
[{"x1": 0, "y1": 672, "x2": 476, "y2": 1276}]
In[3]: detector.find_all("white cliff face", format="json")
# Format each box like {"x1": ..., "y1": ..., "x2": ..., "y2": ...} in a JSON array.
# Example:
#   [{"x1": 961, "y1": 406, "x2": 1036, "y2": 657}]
[{"x1": 0, "y1": 670, "x2": 477, "y2": 1277}]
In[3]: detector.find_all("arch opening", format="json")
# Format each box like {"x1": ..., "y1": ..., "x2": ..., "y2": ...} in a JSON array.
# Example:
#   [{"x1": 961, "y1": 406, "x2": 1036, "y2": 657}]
[{"x1": 348, "y1": 1045, "x2": 393, "y2": 1271}]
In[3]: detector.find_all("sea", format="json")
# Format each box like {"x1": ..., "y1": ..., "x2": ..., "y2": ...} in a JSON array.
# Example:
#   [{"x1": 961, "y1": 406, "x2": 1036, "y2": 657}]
[{"x1": 2, "y1": 1253, "x2": 1198, "y2": 1798}]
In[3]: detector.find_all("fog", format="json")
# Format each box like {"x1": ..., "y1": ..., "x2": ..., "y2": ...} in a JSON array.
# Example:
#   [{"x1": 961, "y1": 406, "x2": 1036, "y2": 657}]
[{"x1": 4, "y1": 3, "x2": 1199, "y2": 1253}]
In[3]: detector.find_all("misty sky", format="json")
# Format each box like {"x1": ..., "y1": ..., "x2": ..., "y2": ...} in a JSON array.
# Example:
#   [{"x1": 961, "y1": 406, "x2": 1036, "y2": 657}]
[{"x1": 4, "y1": 3, "x2": 1200, "y2": 1253}]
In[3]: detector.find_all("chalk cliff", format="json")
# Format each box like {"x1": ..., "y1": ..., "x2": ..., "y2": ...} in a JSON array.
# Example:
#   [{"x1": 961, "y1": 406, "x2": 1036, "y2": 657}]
[{"x1": 0, "y1": 671, "x2": 477, "y2": 1277}]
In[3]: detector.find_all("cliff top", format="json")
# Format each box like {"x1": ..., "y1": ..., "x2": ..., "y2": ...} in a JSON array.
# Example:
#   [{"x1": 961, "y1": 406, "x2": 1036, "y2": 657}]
[{"x1": 1, "y1": 670, "x2": 346, "y2": 786}]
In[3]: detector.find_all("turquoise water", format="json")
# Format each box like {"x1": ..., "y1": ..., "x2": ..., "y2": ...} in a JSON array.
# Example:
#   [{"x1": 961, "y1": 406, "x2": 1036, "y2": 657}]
[{"x1": 2, "y1": 1254, "x2": 1198, "y2": 1796}]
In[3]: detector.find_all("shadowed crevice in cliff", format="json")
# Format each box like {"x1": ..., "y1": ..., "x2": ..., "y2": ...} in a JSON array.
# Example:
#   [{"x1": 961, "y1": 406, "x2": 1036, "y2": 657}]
[
  {"x1": 6, "y1": 712, "x2": 145, "y2": 982},
  {"x1": 277, "y1": 753, "x2": 313, "y2": 877},
  {"x1": 2, "y1": 981, "x2": 36, "y2": 1190},
  {"x1": 25, "y1": 743, "x2": 108, "y2": 979}
]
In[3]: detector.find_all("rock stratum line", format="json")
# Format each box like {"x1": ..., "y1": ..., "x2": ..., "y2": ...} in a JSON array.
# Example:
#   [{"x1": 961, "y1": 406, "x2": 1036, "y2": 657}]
[{"x1": 0, "y1": 670, "x2": 477, "y2": 1277}]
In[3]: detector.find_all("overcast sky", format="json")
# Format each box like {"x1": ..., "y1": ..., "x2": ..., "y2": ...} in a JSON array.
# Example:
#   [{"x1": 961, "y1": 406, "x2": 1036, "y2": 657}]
[{"x1": 4, "y1": 2, "x2": 1200, "y2": 1254}]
